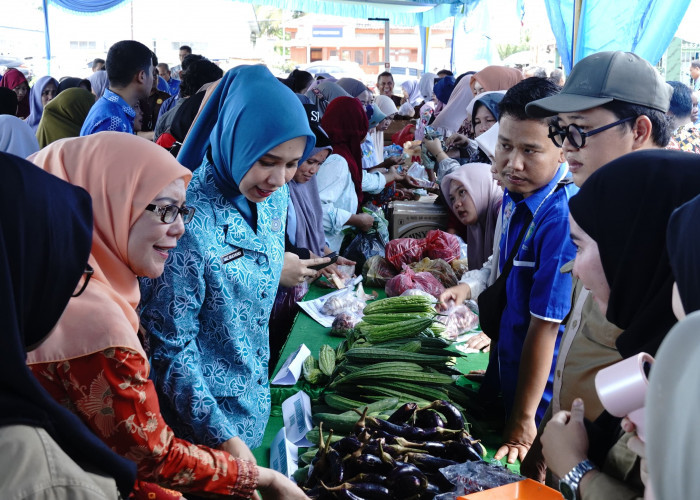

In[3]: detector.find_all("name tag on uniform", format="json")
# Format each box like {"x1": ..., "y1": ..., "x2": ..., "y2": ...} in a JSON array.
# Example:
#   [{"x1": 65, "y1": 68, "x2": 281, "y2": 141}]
[{"x1": 222, "y1": 248, "x2": 244, "y2": 264}]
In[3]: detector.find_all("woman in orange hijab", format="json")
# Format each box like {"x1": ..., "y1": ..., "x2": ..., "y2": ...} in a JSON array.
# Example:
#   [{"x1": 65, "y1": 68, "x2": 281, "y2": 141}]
[{"x1": 26, "y1": 132, "x2": 308, "y2": 500}]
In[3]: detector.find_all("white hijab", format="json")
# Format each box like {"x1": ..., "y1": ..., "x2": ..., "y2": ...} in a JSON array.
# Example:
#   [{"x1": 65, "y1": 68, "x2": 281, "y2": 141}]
[
  {"x1": 646, "y1": 309, "x2": 700, "y2": 499},
  {"x1": 432, "y1": 75, "x2": 474, "y2": 134},
  {"x1": 0, "y1": 115, "x2": 40, "y2": 158}
]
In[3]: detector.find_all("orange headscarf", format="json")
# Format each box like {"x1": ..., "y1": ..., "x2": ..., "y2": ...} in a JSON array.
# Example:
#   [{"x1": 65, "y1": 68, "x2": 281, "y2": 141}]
[
  {"x1": 470, "y1": 66, "x2": 524, "y2": 94},
  {"x1": 26, "y1": 132, "x2": 192, "y2": 365}
]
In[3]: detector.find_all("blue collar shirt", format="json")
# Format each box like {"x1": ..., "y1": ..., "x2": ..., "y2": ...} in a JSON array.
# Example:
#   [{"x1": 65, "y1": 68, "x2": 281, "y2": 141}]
[
  {"x1": 80, "y1": 88, "x2": 135, "y2": 136},
  {"x1": 166, "y1": 78, "x2": 181, "y2": 97},
  {"x1": 496, "y1": 163, "x2": 578, "y2": 422}
]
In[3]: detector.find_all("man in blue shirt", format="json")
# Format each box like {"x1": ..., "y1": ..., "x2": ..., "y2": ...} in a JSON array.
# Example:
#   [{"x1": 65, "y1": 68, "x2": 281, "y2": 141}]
[
  {"x1": 80, "y1": 40, "x2": 155, "y2": 136},
  {"x1": 484, "y1": 78, "x2": 578, "y2": 465},
  {"x1": 157, "y1": 63, "x2": 181, "y2": 97}
]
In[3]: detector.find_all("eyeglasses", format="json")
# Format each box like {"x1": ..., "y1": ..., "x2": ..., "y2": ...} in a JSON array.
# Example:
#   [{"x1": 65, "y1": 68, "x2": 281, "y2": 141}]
[
  {"x1": 72, "y1": 264, "x2": 94, "y2": 298},
  {"x1": 547, "y1": 117, "x2": 635, "y2": 149},
  {"x1": 145, "y1": 204, "x2": 196, "y2": 224}
]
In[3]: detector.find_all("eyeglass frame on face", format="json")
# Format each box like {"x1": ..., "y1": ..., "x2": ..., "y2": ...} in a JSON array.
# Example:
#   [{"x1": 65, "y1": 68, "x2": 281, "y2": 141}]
[
  {"x1": 145, "y1": 203, "x2": 195, "y2": 224},
  {"x1": 72, "y1": 264, "x2": 94, "y2": 297},
  {"x1": 547, "y1": 116, "x2": 635, "y2": 149}
]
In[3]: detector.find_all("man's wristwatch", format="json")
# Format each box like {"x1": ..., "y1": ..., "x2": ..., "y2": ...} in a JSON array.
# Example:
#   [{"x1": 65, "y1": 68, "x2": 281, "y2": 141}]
[{"x1": 559, "y1": 459, "x2": 597, "y2": 500}]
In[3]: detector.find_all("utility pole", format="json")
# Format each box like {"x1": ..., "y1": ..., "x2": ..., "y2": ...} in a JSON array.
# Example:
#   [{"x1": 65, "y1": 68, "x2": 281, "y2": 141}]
[{"x1": 369, "y1": 17, "x2": 390, "y2": 71}]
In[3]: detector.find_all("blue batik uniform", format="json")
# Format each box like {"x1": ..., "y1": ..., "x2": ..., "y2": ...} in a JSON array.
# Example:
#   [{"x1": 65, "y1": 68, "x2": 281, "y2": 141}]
[
  {"x1": 497, "y1": 164, "x2": 578, "y2": 424},
  {"x1": 140, "y1": 161, "x2": 287, "y2": 448},
  {"x1": 140, "y1": 64, "x2": 315, "y2": 450},
  {"x1": 80, "y1": 89, "x2": 135, "y2": 136}
]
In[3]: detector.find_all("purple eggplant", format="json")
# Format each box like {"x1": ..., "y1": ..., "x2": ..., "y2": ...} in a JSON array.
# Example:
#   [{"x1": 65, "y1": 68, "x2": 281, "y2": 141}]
[
  {"x1": 405, "y1": 452, "x2": 458, "y2": 472},
  {"x1": 424, "y1": 471, "x2": 454, "y2": 491},
  {"x1": 413, "y1": 409, "x2": 445, "y2": 429},
  {"x1": 393, "y1": 474, "x2": 426, "y2": 497},
  {"x1": 346, "y1": 473, "x2": 387, "y2": 485},
  {"x1": 334, "y1": 435, "x2": 363, "y2": 455},
  {"x1": 328, "y1": 449, "x2": 344, "y2": 483},
  {"x1": 387, "y1": 402, "x2": 419, "y2": 425},
  {"x1": 422, "y1": 400, "x2": 464, "y2": 430},
  {"x1": 321, "y1": 480, "x2": 392, "y2": 500}
]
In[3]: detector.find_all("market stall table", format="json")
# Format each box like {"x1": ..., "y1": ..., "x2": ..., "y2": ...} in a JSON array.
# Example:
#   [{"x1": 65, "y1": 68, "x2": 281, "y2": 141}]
[{"x1": 253, "y1": 284, "x2": 520, "y2": 476}]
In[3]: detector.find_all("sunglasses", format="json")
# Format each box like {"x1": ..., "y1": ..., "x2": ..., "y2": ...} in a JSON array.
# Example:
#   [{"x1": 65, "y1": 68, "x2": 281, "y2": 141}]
[
  {"x1": 145, "y1": 204, "x2": 196, "y2": 224},
  {"x1": 548, "y1": 116, "x2": 635, "y2": 149}
]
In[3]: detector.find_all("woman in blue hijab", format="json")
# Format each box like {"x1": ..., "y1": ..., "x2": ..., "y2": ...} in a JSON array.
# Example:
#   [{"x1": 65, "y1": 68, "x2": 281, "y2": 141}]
[
  {"x1": 140, "y1": 65, "x2": 315, "y2": 463},
  {"x1": 25, "y1": 75, "x2": 58, "y2": 132}
]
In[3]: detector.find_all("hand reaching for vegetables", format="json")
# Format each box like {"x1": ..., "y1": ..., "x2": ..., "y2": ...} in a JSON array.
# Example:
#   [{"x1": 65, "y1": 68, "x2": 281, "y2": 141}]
[{"x1": 438, "y1": 283, "x2": 472, "y2": 309}]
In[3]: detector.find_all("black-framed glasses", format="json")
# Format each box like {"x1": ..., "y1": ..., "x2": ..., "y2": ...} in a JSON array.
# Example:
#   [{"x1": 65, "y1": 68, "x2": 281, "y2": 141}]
[
  {"x1": 145, "y1": 204, "x2": 195, "y2": 224},
  {"x1": 72, "y1": 264, "x2": 94, "y2": 297},
  {"x1": 548, "y1": 116, "x2": 635, "y2": 148}
]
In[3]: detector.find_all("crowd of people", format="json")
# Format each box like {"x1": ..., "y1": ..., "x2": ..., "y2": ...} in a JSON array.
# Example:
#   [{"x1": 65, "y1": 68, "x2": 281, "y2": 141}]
[{"x1": 2, "y1": 37, "x2": 700, "y2": 500}]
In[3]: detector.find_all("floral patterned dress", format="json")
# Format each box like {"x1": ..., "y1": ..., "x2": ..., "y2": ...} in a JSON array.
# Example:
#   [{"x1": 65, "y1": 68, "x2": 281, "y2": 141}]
[{"x1": 30, "y1": 347, "x2": 258, "y2": 499}]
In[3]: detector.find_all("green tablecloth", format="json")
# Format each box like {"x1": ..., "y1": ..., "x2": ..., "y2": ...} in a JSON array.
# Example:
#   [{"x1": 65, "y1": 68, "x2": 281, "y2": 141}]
[{"x1": 253, "y1": 284, "x2": 520, "y2": 474}]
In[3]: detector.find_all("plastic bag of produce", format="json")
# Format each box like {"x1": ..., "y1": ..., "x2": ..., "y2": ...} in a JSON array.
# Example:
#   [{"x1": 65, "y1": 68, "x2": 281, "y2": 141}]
[
  {"x1": 330, "y1": 312, "x2": 361, "y2": 337},
  {"x1": 342, "y1": 230, "x2": 385, "y2": 276},
  {"x1": 321, "y1": 287, "x2": 366, "y2": 317},
  {"x1": 399, "y1": 289, "x2": 436, "y2": 300},
  {"x1": 435, "y1": 461, "x2": 524, "y2": 498},
  {"x1": 409, "y1": 257, "x2": 459, "y2": 288},
  {"x1": 385, "y1": 265, "x2": 445, "y2": 298},
  {"x1": 362, "y1": 255, "x2": 397, "y2": 288},
  {"x1": 450, "y1": 258, "x2": 470, "y2": 279},
  {"x1": 424, "y1": 229, "x2": 461, "y2": 263},
  {"x1": 385, "y1": 237, "x2": 427, "y2": 270},
  {"x1": 436, "y1": 303, "x2": 479, "y2": 340}
]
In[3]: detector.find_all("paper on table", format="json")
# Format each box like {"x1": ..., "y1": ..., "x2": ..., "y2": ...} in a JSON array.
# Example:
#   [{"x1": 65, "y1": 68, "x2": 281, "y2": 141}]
[
  {"x1": 270, "y1": 427, "x2": 298, "y2": 478},
  {"x1": 271, "y1": 343, "x2": 311, "y2": 385},
  {"x1": 297, "y1": 276, "x2": 363, "y2": 328},
  {"x1": 282, "y1": 391, "x2": 313, "y2": 447}
]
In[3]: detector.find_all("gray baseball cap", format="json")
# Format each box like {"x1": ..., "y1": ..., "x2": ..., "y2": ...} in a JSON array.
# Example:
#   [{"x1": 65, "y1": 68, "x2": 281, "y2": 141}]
[{"x1": 526, "y1": 51, "x2": 673, "y2": 117}]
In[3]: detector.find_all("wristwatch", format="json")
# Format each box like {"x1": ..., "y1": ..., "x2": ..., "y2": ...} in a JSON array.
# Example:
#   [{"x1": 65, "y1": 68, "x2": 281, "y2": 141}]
[{"x1": 559, "y1": 459, "x2": 597, "y2": 500}]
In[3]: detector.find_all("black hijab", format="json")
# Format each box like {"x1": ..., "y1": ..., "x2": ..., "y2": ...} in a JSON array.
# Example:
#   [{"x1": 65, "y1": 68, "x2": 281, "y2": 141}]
[
  {"x1": 667, "y1": 193, "x2": 700, "y2": 314},
  {"x1": 0, "y1": 87, "x2": 18, "y2": 115},
  {"x1": 57, "y1": 76, "x2": 91, "y2": 94},
  {"x1": 569, "y1": 149, "x2": 700, "y2": 358},
  {"x1": 0, "y1": 153, "x2": 135, "y2": 496}
]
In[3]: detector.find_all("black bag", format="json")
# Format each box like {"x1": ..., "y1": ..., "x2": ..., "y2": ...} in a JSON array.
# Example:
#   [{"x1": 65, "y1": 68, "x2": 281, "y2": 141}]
[
  {"x1": 478, "y1": 212, "x2": 533, "y2": 343},
  {"x1": 342, "y1": 231, "x2": 386, "y2": 276},
  {"x1": 478, "y1": 179, "x2": 571, "y2": 342}
]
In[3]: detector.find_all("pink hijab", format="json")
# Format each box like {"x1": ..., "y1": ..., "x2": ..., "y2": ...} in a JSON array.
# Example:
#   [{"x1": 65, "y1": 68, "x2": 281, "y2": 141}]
[
  {"x1": 470, "y1": 66, "x2": 523, "y2": 94},
  {"x1": 26, "y1": 133, "x2": 192, "y2": 366},
  {"x1": 441, "y1": 162, "x2": 503, "y2": 270}
]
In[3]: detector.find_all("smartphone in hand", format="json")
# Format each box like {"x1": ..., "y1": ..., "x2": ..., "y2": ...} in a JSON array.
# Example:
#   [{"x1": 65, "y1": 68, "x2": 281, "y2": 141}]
[{"x1": 308, "y1": 252, "x2": 338, "y2": 271}]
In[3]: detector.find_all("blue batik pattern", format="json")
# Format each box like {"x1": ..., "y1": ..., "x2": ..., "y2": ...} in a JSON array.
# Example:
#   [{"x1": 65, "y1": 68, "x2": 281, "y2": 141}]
[
  {"x1": 140, "y1": 161, "x2": 287, "y2": 449},
  {"x1": 79, "y1": 88, "x2": 135, "y2": 136}
]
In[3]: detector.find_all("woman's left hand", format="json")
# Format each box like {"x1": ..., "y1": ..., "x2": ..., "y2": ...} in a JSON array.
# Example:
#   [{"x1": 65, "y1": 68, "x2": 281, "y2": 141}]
[
  {"x1": 279, "y1": 252, "x2": 327, "y2": 287},
  {"x1": 541, "y1": 399, "x2": 589, "y2": 478},
  {"x1": 622, "y1": 417, "x2": 649, "y2": 489},
  {"x1": 321, "y1": 256, "x2": 355, "y2": 281}
]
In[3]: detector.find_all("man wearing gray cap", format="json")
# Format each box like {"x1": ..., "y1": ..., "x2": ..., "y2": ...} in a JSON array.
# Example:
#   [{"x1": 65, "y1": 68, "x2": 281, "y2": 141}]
[{"x1": 520, "y1": 51, "x2": 673, "y2": 496}]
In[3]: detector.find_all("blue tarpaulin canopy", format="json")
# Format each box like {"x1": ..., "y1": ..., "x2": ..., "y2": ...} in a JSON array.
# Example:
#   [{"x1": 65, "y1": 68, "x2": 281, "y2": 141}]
[
  {"x1": 43, "y1": 0, "x2": 692, "y2": 75},
  {"x1": 544, "y1": 0, "x2": 691, "y2": 74}
]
